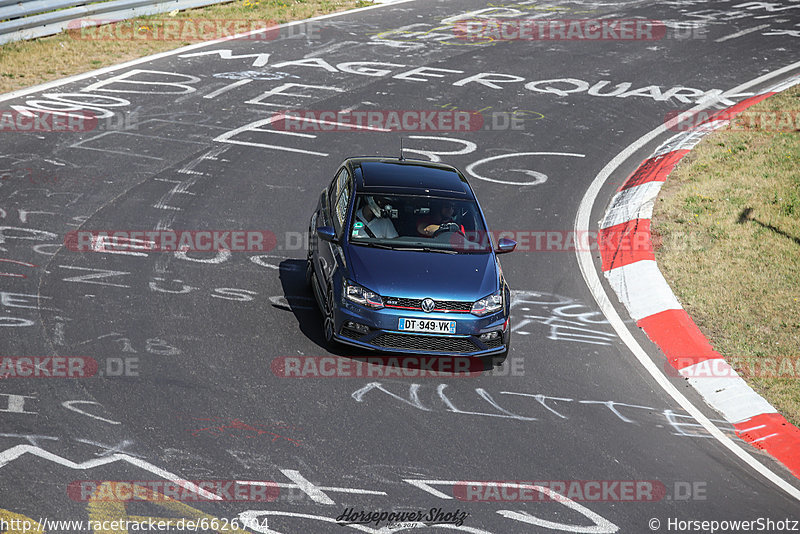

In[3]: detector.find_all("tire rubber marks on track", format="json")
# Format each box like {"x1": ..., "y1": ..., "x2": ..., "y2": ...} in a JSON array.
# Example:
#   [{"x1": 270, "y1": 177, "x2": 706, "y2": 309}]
[{"x1": 351, "y1": 382, "x2": 733, "y2": 437}]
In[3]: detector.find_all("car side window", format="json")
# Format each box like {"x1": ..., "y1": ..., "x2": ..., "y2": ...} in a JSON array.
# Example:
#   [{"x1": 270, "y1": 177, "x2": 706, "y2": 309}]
[
  {"x1": 332, "y1": 168, "x2": 351, "y2": 235},
  {"x1": 328, "y1": 168, "x2": 345, "y2": 210}
]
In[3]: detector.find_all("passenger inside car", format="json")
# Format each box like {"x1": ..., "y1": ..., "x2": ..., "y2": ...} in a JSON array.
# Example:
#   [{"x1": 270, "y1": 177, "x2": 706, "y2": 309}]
[
  {"x1": 417, "y1": 199, "x2": 466, "y2": 237},
  {"x1": 351, "y1": 196, "x2": 399, "y2": 239}
]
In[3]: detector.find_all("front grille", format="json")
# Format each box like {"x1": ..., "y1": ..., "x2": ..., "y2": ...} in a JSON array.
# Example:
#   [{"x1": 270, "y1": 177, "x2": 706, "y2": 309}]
[
  {"x1": 383, "y1": 296, "x2": 472, "y2": 313},
  {"x1": 371, "y1": 333, "x2": 478, "y2": 353}
]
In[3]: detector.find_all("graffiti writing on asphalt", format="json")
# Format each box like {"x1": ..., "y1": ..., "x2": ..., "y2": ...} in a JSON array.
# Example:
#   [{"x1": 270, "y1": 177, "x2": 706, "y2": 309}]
[
  {"x1": 0, "y1": 443, "x2": 621, "y2": 532},
  {"x1": 0, "y1": 395, "x2": 121, "y2": 424},
  {"x1": 510, "y1": 290, "x2": 617, "y2": 345},
  {"x1": 76, "y1": 332, "x2": 181, "y2": 355},
  {"x1": 6, "y1": 66, "x2": 750, "y2": 146},
  {"x1": 369, "y1": 1, "x2": 608, "y2": 49},
  {"x1": 351, "y1": 382, "x2": 734, "y2": 438}
]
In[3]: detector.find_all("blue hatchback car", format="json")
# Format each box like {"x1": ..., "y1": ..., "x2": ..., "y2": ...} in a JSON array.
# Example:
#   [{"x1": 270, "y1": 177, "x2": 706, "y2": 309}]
[{"x1": 307, "y1": 157, "x2": 516, "y2": 357}]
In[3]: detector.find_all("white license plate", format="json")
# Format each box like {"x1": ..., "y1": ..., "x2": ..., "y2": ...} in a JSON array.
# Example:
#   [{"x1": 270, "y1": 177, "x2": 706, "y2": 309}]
[{"x1": 398, "y1": 318, "x2": 456, "y2": 334}]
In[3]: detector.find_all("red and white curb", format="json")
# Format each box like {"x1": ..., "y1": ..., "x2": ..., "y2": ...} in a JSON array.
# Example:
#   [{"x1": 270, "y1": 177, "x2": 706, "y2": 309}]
[{"x1": 599, "y1": 74, "x2": 800, "y2": 478}]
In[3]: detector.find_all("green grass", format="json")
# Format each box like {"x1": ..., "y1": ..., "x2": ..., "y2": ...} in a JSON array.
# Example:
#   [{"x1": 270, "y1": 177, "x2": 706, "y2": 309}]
[
  {"x1": 652, "y1": 86, "x2": 800, "y2": 426},
  {"x1": 0, "y1": 0, "x2": 371, "y2": 94}
]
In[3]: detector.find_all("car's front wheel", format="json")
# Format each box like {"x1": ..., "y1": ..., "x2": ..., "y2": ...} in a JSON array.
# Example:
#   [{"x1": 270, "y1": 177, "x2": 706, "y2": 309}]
[
  {"x1": 305, "y1": 257, "x2": 313, "y2": 287},
  {"x1": 323, "y1": 286, "x2": 336, "y2": 345},
  {"x1": 486, "y1": 336, "x2": 510, "y2": 367}
]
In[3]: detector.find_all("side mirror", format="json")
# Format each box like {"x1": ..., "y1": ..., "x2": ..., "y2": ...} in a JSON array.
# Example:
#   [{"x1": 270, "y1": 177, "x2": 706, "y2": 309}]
[
  {"x1": 496, "y1": 238, "x2": 516, "y2": 254},
  {"x1": 316, "y1": 226, "x2": 338, "y2": 243}
]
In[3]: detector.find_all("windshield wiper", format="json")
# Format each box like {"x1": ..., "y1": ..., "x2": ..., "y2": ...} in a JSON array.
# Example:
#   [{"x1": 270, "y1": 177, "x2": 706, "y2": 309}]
[
  {"x1": 351, "y1": 241, "x2": 395, "y2": 249},
  {"x1": 391, "y1": 245, "x2": 459, "y2": 254},
  {"x1": 353, "y1": 242, "x2": 460, "y2": 254}
]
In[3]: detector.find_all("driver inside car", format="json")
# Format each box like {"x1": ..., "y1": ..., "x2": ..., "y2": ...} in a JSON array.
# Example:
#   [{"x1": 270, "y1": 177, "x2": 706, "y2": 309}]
[
  {"x1": 352, "y1": 196, "x2": 399, "y2": 239},
  {"x1": 417, "y1": 200, "x2": 466, "y2": 237}
]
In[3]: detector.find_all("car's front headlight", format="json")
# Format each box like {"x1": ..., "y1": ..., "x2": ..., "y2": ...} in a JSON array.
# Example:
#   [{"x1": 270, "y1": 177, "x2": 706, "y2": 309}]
[
  {"x1": 344, "y1": 280, "x2": 384, "y2": 309},
  {"x1": 471, "y1": 290, "x2": 503, "y2": 316}
]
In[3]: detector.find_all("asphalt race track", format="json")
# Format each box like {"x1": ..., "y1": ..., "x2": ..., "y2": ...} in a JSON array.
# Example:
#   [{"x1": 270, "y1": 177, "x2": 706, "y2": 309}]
[{"x1": 1, "y1": 0, "x2": 800, "y2": 532}]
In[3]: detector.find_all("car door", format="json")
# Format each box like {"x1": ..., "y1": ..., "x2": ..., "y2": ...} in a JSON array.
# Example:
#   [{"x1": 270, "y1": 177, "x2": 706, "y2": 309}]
[{"x1": 313, "y1": 166, "x2": 351, "y2": 308}]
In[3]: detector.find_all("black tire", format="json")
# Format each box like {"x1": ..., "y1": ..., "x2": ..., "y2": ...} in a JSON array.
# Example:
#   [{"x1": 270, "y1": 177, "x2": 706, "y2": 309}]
[
  {"x1": 323, "y1": 315, "x2": 335, "y2": 344},
  {"x1": 305, "y1": 233, "x2": 314, "y2": 287},
  {"x1": 495, "y1": 346, "x2": 509, "y2": 365},
  {"x1": 323, "y1": 286, "x2": 336, "y2": 345}
]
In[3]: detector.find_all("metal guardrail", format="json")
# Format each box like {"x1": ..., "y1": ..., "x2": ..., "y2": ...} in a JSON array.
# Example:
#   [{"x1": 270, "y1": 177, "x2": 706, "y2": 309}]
[{"x1": 0, "y1": 0, "x2": 235, "y2": 45}]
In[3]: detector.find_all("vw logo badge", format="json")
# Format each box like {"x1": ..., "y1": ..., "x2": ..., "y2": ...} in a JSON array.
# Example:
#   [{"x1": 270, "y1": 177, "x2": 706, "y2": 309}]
[{"x1": 421, "y1": 298, "x2": 435, "y2": 313}]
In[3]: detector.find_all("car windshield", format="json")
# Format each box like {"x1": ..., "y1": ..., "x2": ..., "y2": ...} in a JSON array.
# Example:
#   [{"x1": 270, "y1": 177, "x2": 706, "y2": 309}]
[{"x1": 349, "y1": 194, "x2": 492, "y2": 253}]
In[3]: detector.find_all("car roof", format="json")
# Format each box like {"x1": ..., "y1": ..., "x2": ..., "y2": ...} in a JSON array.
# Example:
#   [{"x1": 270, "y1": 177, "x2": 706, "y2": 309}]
[{"x1": 348, "y1": 157, "x2": 473, "y2": 198}]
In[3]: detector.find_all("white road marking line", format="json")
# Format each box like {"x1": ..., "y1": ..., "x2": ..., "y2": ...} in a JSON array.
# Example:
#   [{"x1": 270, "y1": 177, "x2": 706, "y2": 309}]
[{"x1": 715, "y1": 25, "x2": 771, "y2": 43}]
